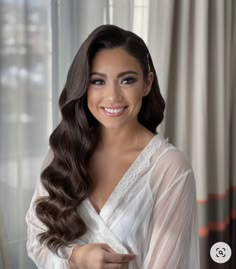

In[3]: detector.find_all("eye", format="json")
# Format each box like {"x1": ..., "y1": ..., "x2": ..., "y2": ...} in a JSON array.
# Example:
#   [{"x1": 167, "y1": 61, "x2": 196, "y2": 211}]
[
  {"x1": 121, "y1": 77, "x2": 137, "y2": 85},
  {"x1": 90, "y1": 79, "x2": 105, "y2": 85}
]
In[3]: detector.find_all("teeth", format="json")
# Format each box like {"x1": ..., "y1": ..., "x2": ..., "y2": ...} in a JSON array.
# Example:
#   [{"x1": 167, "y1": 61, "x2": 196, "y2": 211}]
[{"x1": 104, "y1": 107, "x2": 124, "y2": 114}]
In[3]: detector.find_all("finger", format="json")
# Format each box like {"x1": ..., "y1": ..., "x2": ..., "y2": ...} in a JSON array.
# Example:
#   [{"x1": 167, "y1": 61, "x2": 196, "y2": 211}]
[
  {"x1": 100, "y1": 243, "x2": 117, "y2": 254},
  {"x1": 104, "y1": 252, "x2": 136, "y2": 263}
]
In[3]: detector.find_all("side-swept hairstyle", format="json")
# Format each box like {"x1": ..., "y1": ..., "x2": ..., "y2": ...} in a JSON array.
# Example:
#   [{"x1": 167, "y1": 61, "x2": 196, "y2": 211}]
[{"x1": 35, "y1": 24, "x2": 165, "y2": 253}]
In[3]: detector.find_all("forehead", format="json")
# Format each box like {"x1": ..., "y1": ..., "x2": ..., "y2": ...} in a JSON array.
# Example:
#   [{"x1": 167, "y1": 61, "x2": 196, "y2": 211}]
[{"x1": 90, "y1": 47, "x2": 142, "y2": 73}]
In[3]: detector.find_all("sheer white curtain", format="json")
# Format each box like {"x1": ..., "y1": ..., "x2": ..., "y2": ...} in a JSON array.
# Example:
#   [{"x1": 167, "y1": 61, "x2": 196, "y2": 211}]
[
  {"x1": 51, "y1": 0, "x2": 107, "y2": 125},
  {"x1": 0, "y1": 0, "x2": 51, "y2": 268}
]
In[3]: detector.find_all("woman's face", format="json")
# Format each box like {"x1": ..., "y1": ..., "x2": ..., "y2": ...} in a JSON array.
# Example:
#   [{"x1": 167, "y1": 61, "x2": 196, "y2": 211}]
[{"x1": 87, "y1": 47, "x2": 153, "y2": 130}]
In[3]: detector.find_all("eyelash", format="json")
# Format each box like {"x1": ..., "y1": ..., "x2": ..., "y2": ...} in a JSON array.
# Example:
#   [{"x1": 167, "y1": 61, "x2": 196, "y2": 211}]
[
  {"x1": 90, "y1": 77, "x2": 137, "y2": 85},
  {"x1": 122, "y1": 77, "x2": 137, "y2": 84},
  {"x1": 90, "y1": 79, "x2": 105, "y2": 85}
]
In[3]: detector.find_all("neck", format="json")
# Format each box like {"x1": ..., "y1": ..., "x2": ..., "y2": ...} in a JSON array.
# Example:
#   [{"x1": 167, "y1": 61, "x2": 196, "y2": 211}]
[{"x1": 98, "y1": 122, "x2": 153, "y2": 152}]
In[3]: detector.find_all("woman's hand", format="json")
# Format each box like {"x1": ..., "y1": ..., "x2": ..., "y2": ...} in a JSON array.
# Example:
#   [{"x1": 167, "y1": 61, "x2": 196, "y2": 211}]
[{"x1": 69, "y1": 243, "x2": 136, "y2": 269}]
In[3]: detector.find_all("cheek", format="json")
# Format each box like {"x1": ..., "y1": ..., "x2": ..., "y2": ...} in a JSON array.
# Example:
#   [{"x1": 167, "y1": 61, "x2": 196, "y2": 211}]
[
  {"x1": 135, "y1": 88, "x2": 147, "y2": 108},
  {"x1": 87, "y1": 89, "x2": 98, "y2": 109},
  {"x1": 129, "y1": 90, "x2": 144, "y2": 106},
  {"x1": 136, "y1": 98, "x2": 144, "y2": 113}
]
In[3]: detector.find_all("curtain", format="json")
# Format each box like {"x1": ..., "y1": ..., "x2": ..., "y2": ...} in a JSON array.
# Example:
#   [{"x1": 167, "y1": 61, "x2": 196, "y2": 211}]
[
  {"x1": 51, "y1": 0, "x2": 107, "y2": 125},
  {"x1": 0, "y1": 0, "x2": 51, "y2": 269},
  {"x1": 52, "y1": 0, "x2": 236, "y2": 268},
  {"x1": 148, "y1": 0, "x2": 236, "y2": 268}
]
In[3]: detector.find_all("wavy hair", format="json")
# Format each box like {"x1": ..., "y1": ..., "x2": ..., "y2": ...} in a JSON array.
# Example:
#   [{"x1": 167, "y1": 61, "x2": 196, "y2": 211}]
[{"x1": 35, "y1": 24, "x2": 165, "y2": 253}]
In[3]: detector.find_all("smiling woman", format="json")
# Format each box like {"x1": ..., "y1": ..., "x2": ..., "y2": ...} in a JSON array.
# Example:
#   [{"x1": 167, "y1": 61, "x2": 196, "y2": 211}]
[
  {"x1": 26, "y1": 24, "x2": 200, "y2": 269},
  {"x1": 87, "y1": 48, "x2": 153, "y2": 130}
]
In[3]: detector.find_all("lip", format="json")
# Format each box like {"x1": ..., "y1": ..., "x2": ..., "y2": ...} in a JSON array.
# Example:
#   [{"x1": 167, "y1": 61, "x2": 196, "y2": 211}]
[{"x1": 101, "y1": 106, "x2": 127, "y2": 117}]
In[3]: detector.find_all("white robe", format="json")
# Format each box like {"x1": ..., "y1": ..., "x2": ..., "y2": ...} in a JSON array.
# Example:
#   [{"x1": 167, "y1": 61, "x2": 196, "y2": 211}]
[{"x1": 26, "y1": 134, "x2": 200, "y2": 269}]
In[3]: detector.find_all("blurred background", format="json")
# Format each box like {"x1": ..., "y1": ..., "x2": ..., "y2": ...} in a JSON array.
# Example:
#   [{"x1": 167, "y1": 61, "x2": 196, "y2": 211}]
[{"x1": 0, "y1": 0, "x2": 235, "y2": 268}]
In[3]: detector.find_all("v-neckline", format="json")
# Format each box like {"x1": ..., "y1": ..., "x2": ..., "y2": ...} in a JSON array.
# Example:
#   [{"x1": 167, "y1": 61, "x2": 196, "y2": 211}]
[{"x1": 86, "y1": 134, "x2": 159, "y2": 217}]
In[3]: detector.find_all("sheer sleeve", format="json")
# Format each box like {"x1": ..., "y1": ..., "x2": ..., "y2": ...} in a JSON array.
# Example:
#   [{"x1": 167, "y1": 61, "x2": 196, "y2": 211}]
[
  {"x1": 144, "y1": 148, "x2": 200, "y2": 269},
  {"x1": 25, "y1": 150, "x2": 76, "y2": 269}
]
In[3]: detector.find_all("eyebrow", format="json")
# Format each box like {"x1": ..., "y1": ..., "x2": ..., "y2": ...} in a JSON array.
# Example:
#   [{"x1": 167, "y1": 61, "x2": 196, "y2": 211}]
[{"x1": 90, "y1": 71, "x2": 139, "y2": 78}]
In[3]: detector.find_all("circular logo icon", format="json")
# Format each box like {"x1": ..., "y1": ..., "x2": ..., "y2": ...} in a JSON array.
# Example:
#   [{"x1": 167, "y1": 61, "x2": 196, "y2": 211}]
[{"x1": 210, "y1": 242, "x2": 232, "y2": 263}]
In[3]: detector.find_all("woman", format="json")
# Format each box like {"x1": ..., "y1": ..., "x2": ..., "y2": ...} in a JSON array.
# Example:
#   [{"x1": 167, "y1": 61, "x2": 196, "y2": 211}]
[{"x1": 26, "y1": 24, "x2": 200, "y2": 269}]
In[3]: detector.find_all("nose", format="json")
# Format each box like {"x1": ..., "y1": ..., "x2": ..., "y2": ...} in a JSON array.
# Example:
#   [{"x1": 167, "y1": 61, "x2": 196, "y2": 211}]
[{"x1": 106, "y1": 82, "x2": 123, "y2": 101}]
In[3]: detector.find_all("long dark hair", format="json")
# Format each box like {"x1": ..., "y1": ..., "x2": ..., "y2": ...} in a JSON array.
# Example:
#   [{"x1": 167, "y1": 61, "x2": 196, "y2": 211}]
[{"x1": 35, "y1": 24, "x2": 165, "y2": 253}]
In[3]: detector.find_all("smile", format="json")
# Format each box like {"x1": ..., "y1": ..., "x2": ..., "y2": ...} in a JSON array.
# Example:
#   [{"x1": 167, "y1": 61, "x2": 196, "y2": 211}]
[
  {"x1": 104, "y1": 107, "x2": 125, "y2": 113},
  {"x1": 102, "y1": 106, "x2": 127, "y2": 116}
]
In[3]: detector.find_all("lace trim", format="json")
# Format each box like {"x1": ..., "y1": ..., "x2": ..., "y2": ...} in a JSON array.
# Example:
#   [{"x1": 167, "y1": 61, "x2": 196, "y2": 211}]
[{"x1": 100, "y1": 134, "x2": 169, "y2": 224}]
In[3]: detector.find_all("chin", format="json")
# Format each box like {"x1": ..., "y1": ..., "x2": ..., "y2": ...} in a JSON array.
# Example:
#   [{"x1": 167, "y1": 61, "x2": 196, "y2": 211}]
[{"x1": 101, "y1": 124, "x2": 124, "y2": 129}]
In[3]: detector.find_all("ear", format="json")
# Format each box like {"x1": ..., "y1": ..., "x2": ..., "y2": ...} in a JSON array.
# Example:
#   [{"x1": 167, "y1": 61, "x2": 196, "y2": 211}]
[{"x1": 143, "y1": 72, "x2": 154, "y2": 96}]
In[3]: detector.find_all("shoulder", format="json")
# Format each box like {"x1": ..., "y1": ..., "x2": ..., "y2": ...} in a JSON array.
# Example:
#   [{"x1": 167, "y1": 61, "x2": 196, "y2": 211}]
[
  {"x1": 149, "y1": 135, "x2": 195, "y2": 191},
  {"x1": 151, "y1": 134, "x2": 193, "y2": 173},
  {"x1": 159, "y1": 147, "x2": 192, "y2": 174}
]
